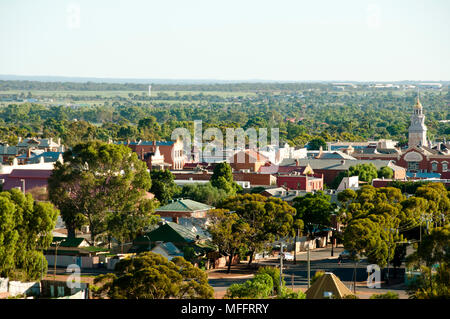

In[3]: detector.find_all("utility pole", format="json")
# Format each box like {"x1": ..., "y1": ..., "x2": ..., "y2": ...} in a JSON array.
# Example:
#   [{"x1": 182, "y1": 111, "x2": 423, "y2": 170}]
[
  {"x1": 54, "y1": 240, "x2": 63, "y2": 282},
  {"x1": 307, "y1": 246, "x2": 310, "y2": 288},
  {"x1": 353, "y1": 265, "x2": 356, "y2": 294},
  {"x1": 279, "y1": 242, "x2": 283, "y2": 290}
]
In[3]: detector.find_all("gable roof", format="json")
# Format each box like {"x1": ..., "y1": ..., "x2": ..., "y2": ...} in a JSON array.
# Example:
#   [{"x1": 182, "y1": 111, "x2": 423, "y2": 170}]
[
  {"x1": 232, "y1": 149, "x2": 269, "y2": 162},
  {"x1": 305, "y1": 272, "x2": 353, "y2": 299},
  {"x1": 155, "y1": 199, "x2": 213, "y2": 213},
  {"x1": 28, "y1": 151, "x2": 63, "y2": 163},
  {"x1": 51, "y1": 236, "x2": 88, "y2": 248},
  {"x1": 153, "y1": 242, "x2": 182, "y2": 255},
  {"x1": 138, "y1": 221, "x2": 207, "y2": 244},
  {"x1": 316, "y1": 151, "x2": 356, "y2": 160}
]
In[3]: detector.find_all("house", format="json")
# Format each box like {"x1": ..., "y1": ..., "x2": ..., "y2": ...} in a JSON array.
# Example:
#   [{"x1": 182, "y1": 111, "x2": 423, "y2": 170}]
[
  {"x1": 155, "y1": 198, "x2": 214, "y2": 224},
  {"x1": 44, "y1": 237, "x2": 101, "y2": 269},
  {"x1": 1, "y1": 169, "x2": 53, "y2": 193},
  {"x1": 0, "y1": 144, "x2": 18, "y2": 164},
  {"x1": 142, "y1": 146, "x2": 171, "y2": 170},
  {"x1": 131, "y1": 221, "x2": 215, "y2": 255},
  {"x1": 151, "y1": 242, "x2": 183, "y2": 261}
]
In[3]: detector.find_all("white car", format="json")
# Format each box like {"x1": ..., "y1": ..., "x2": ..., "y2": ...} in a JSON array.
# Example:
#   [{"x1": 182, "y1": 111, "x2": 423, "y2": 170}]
[{"x1": 282, "y1": 252, "x2": 294, "y2": 261}]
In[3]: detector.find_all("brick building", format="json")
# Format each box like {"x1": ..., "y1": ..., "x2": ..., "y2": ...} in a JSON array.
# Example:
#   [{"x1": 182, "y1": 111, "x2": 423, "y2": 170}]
[
  {"x1": 115, "y1": 138, "x2": 185, "y2": 170},
  {"x1": 276, "y1": 173, "x2": 323, "y2": 192}
]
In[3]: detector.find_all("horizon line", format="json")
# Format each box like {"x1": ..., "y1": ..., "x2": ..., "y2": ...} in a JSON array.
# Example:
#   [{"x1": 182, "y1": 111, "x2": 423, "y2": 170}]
[{"x1": 0, "y1": 74, "x2": 449, "y2": 84}]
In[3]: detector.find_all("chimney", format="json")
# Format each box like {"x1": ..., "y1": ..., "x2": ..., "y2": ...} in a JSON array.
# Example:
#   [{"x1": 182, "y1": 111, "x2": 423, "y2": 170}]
[
  {"x1": 318, "y1": 146, "x2": 323, "y2": 158},
  {"x1": 295, "y1": 158, "x2": 300, "y2": 166}
]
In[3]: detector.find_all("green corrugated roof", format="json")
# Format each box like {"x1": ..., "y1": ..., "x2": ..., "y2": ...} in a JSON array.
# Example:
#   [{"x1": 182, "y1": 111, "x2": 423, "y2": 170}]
[
  {"x1": 155, "y1": 199, "x2": 213, "y2": 213},
  {"x1": 51, "y1": 236, "x2": 87, "y2": 248}
]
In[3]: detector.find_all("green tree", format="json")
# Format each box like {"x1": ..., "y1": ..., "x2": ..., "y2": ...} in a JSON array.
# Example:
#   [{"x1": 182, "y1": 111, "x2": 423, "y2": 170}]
[
  {"x1": 93, "y1": 252, "x2": 214, "y2": 299},
  {"x1": 407, "y1": 225, "x2": 450, "y2": 268},
  {"x1": 415, "y1": 183, "x2": 450, "y2": 226},
  {"x1": 210, "y1": 162, "x2": 241, "y2": 195},
  {"x1": 180, "y1": 183, "x2": 228, "y2": 206},
  {"x1": 378, "y1": 166, "x2": 394, "y2": 179},
  {"x1": 256, "y1": 266, "x2": 284, "y2": 295},
  {"x1": 341, "y1": 186, "x2": 406, "y2": 268},
  {"x1": 307, "y1": 137, "x2": 327, "y2": 150},
  {"x1": 348, "y1": 163, "x2": 378, "y2": 184},
  {"x1": 219, "y1": 194, "x2": 296, "y2": 265},
  {"x1": 292, "y1": 191, "x2": 337, "y2": 237},
  {"x1": 207, "y1": 209, "x2": 249, "y2": 273},
  {"x1": 49, "y1": 141, "x2": 156, "y2": 244},
  {"x1": 150, "y1": 169, "x2": 179, "y2": 205},
  {"x1": 0, "y1": 189, "x2": 58, "y2": 281}
]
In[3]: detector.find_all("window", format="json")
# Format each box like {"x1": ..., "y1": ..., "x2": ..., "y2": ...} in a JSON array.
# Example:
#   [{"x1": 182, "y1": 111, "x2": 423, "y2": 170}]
[
  {"x1": 407, "y1": 162, "x2": 420, "y2": 171},
  {"x1": 443, "y1": 162, "x2": 448, "y2": 172},
  {"x1": 431, "y1": 162, "x2": 438, "y2": 171}
]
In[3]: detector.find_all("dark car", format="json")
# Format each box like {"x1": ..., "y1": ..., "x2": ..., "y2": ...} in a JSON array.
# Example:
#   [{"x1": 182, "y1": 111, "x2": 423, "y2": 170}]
[{"x1": 339, "y1": 250, "x2": 358, "y2": 260}]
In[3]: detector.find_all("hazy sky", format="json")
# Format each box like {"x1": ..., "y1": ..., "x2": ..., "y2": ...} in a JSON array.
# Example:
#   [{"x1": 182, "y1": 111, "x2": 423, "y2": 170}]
[{"x1": 1, "y1": 0, "x2": 449, "y2": 81}]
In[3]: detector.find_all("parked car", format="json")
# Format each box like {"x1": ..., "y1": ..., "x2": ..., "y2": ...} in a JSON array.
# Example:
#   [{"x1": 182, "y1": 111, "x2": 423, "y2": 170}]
[
  {"x1": 339, "y1": 250, "x2": 357, "y2": 260},
  {"x1": 282, "y1": 252, "x2": 294, "y2": 261}
]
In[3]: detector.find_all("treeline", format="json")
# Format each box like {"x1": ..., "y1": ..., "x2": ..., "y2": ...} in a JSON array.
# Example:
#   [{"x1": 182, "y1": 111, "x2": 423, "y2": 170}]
[{"x1": 0, "y1": 80, "x2": 332, "y2": 92}]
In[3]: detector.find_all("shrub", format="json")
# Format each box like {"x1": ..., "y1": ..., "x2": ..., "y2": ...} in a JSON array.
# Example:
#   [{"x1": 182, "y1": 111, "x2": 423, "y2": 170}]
[
  {"x1": 256, "y1": 266, "x2": 284, "y2": 295},
  {"x1": 370, "y1": 291, "x2": 399, "y2": 299},
  {"x1": 225, "y1": 273, "x2": 274, "y2": 299},
  {"x1": 277, "y1": 287, "x2": 306, "y2": 299}
]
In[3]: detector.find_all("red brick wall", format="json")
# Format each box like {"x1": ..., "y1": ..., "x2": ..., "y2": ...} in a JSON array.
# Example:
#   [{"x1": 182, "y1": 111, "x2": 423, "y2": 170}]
[{"x1": 276, "y1": 175, "x2": 323, "y2": 191}]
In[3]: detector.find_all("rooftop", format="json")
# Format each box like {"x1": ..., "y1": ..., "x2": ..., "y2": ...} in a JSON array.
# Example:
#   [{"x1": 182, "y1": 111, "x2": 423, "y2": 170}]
[{"x1": 155, "y1": 199, "x2": 214, "y2": 213}]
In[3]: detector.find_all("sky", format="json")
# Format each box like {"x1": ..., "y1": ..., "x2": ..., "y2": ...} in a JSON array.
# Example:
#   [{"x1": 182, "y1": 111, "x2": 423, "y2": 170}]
[{"x1": 0, "y1": 0, "x2": 449, "y2": 81}]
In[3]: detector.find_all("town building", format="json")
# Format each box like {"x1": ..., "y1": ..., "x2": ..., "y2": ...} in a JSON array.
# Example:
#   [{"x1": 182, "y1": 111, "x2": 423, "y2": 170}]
[
  {"x1": 115, "y1": 138, "x2": 185, "y2": 170},
  {"x1": 230, "y1": 149, "x2": 270, "y2": 172},
  {"x1": 328, "y1": 97, "x2": 450, "y2": 177},
  {"x1": 276, "y1": 173, "x2": 324, "y2": 192}
]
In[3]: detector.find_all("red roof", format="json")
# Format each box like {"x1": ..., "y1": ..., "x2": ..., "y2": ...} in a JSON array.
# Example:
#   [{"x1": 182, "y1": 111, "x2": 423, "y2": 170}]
[
  {"x1": 8, "y1": 169, "x2": 53, "y2": 179},
  {"x1": 2, "y1": 169, "x2": 52, "y2": 192}
]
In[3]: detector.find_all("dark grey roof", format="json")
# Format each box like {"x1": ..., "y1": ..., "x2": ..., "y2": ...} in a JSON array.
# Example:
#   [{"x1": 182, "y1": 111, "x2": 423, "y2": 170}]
[{"x1": 281, "y1": 158, "x2": 402, "y2": 171}]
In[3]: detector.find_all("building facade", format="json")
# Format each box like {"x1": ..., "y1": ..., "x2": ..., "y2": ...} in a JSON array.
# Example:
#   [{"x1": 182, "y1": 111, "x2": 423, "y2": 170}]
[{"x1": 408, "y1": 97, "x2": 428, "y2": 148}]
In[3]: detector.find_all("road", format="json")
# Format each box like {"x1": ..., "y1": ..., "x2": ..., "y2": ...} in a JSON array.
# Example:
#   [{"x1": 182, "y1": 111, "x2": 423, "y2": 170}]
[{"x1": 208, "y1": 246, "x2": 409, "y2": 299}]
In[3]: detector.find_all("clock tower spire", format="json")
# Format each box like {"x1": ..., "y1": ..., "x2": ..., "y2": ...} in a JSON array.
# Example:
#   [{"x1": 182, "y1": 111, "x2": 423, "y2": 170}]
[{"x1": 408, "y1": 93, "x2": 427, "y2": 148}]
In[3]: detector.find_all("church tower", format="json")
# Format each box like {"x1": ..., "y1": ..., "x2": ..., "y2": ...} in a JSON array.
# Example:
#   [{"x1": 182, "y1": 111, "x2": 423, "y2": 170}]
[{"x1": 408, "y1": 95, "x2": 427, "y2": 148}]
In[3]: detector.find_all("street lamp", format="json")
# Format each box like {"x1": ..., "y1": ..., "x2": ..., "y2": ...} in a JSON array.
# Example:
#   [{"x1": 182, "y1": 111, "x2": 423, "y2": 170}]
[{"x1": 53, "y1": 240, "x2": 64, "y2": 282}]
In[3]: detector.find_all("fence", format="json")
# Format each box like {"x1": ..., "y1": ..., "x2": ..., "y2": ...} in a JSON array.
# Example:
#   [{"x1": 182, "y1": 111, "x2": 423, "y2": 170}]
[
  {"x1": 0, "y1": 278, "x2": 40, "y2": 297},
  {"x1": 45, "y1": 254, "x2": 100, "y2": 269}
]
